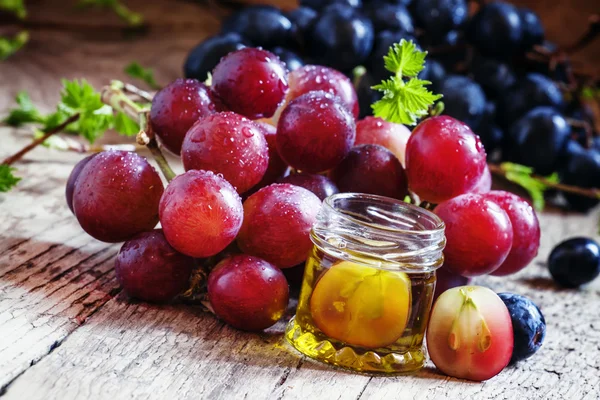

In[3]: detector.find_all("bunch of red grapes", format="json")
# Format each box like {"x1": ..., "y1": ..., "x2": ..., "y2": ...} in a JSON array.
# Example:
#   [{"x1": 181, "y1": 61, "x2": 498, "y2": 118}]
[{"x1": 66, "y1": 46, "x2": 540, "y2": 334}]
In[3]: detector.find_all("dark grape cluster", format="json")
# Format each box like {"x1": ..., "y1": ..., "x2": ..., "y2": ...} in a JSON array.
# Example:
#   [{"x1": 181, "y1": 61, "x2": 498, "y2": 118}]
[{"x1": 183, "y1": 0, "x2": 598, "y2": 212}]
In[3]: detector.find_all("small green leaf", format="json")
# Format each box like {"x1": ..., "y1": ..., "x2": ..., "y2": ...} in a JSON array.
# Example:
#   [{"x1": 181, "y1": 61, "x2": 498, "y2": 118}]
[
  {"x1": 0, "y1": 0, "x2": 27, "y2": 18},
  {"x1": 383, "y1": 39, "x2": 427, "y2": 78},
  {"x1": 78, "y1": 0, "x2": 143, "y2": 27},
  {"x1": 124, "y1": 62, "x2": 160, "y2": 89},
  {"x1": 114, "y1": 111, "x2": 139, "y2": 136},
  {"x1": 371, "y1": 39, "x2": 442, "y2": 126},
  {"x1": 58, "y1": 79, "x2": 114, "y2": 143},
  {"x1": 501, "y1": 162, "x2": 555, "y2": 211},
  {"x1": 0, "y1": 31, "x2": 29, "y2": 60},
  {"x1": 0, "y1": 164, "x2": 21, "y2": 192},
  {"x1": 3, "y1": 91, "x2": 45, "y2": 126}
]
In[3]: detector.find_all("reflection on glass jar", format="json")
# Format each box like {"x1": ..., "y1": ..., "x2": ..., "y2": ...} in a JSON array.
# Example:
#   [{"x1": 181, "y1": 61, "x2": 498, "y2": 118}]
[{"x1": 286, "y1": 193, "x2": 446, "y2": 374}]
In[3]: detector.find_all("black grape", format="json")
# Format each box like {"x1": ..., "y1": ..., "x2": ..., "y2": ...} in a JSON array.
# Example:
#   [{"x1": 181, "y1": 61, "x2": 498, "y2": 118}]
[
  {"x1": 221, "y1": 6, "x2": 293, "y2": 49},
  {"x1": 413, "y1": 0, "x2": 468, "y2": 41},
  {"x1": 476, "y1": 102, "x2": 504, "y2": 158},
  {"x1": 559, "y1": 145, "x2": 600, "y2": 212},
  {"x1": 419, "y1": 59, "x2": 446, "y2": 93},
  {"x1": 356, "y1": 71, "x2": 382, "y2": 119},
  {"x1": 508, "y1": 107, "x2": 571, "y2": 176},
  {"x1": 300, "y1": 0, "x2": 362, "y2": 10},
  {"x1": 467, "y1": 2, "x2": 523, "y2": 60},
  {"x1": 439, "y1": 75, "x2": 487, "y2": 130},
  {"x1": 470, "y1": 56, "x2": 517, "y2": 99},
  {"x1": 184, "y1": 33, "x2": 248, "y2": 81},
  {"x1": 287, "y1": 6, "x2": 318, "y2": 48},
  {"x1": 519, "y1": 7, "x2": 545, "y2": 51},
  {"x1": 364, "y1": 3, "x2": 414, "y2": 34},
  {"x1": 271, "y1": 47, "x2": 304, "y2": 71},
  {"x1": 308, "y1": 5, "x2": 374, "y2": 72},
  {"x1": 498, "y1": 73, "x2": 565, "y2": 125}
]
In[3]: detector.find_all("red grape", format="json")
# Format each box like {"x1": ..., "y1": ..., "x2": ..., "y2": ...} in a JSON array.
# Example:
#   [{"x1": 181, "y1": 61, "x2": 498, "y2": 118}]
[
  {"x1": 484, "y1": 191, "x2": 541, "y2": 276},
  {"x1": 434, "y1": 193, "x2": 513, "y2": 277},
  {"x1": 355, "y1": 116, "x2": 411, "y2": 166},
  {"x1": 287, "y1": 65, "x2": 359, "y2": 118},
  {"x1": 72, "y1": 151, "x2": 163, "y2": 243},
  {"x1": 470, "y1": 164, "x2": 492, "y2": 194},
  {"x1": 66, "y1": 153, "x2": 97, "y2": 213},
  {"x1": 159, "y1": 170, "x2": 243, "y2": 258},
  {"x1": 405, "y1": 116, "x2": 486, "y2": 204},
  {"x1": 115, "y1": 230, "x2": 195, "y2": 303},
  {"x1": 208, "y1": 254, "x2": 289, "y2": 331},
  {"x1": 150, "y1": 79, "x2": 219, "y2": 155},
  {"x1": 211, "y1": 48, "x2": 288, "y2": 119},
  {"x1": 329, "y1": 144, "x2": 408, "y2": 200},
  {"x1": 278, "y1": 172, "x2": 338, "y2": 201},
  {"x1": 276, "y1": 91, "x2": 355, "y2": 173},
  {"x1": 433, "y1": 266, "x2": 472, "y2": 302},
  {"x1": 251, "y1": 122, "x2": 288, "y2": 190},
  {"x1": 181, "y1": 112, "x2": 269, "y2": 194},
  {"x1": 237, "y1": 183, "x2": 321, "y2": 268}
]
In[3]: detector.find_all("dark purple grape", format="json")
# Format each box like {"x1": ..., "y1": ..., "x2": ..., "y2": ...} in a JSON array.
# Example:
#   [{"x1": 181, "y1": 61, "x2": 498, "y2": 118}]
[
  {"x1": 508, "y1": 107, "x2": 570, "y2": 176},
  {"x1": 413, "y1": 0, "x2": 468, "y2": 41},
  {"x1": 278, "y1": 173, "x2": 339, "y2": 201},
  {"x1": 419, "y1": 59, "x2": 446, "y2": 94},
  {"x1": 439, "y1": 75, "x2": 487, "y2": 130},
  {"x1": 73, "y1": 151, "x2": 164, "y2": 243},
  {"x1": 184, "y1": 33, "x2": 248, "y2": 81},
  {"x1": 519, "y1": 7, "x2": 545, "y2": 51},
  {"x1": 476, "y1": 102, "x2": 504, "y2": 157},
  {"x1": 467, "y1": 2, "x2": 523, "y2": 60},
  {"x1": 66, "y1": 154, "x2": 97, "y2": 213},
  {"x1": 471, "y1": 56, "x2": 517, "y2": 99},
  {"x1": 221, "y1": 6, "x2": 293, "y2": 49},
  {"x1": 330, "y1": 144, "x2": 408, "y2": 199},
  {"x1": 356, "y1": 71, "x2": 382, "y2": 119},
  {"x1": 115, "y1": 230, "x2": 195, "y2": 303},
  {"x1": 308, "y1": 5, "x2": 374, "y2": 72},
  {"x1": 300, "y1": 0, "x2": 362, "y2": 10},
  {"x1": 270, "y1": 47, "x2": 304, "y2": 71},
  {"x1": 559, "y1": 147, "x2": 600, "y2": 212},
  {"x1": 548, "y1": 237, "x2": 600, "y2": 287},
  {"x1": 287, "y1": 6, "x2": 318, "y2": 48},
  {"x1": 498, "y1": 73, "x2": 565, "y2": 125},
  {"x1": 365, "y1": 3, "x2": 413, "y2": 34}
]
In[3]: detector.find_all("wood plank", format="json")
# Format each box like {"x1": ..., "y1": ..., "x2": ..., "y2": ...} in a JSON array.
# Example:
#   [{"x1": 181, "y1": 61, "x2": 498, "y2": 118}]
[{"x1": 2, "y1": 209, "x2": 599, "y2": 399}]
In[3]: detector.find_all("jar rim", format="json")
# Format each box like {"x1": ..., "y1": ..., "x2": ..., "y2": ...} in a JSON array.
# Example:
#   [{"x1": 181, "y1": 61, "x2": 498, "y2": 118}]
[{"x1": 323, "y1": 192, "x2": 445, "y2": 235}]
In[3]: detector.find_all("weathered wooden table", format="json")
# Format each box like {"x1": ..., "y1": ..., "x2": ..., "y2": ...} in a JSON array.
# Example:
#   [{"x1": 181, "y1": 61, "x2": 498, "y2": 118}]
[{"x1": 1, "y1": 1, "x2": 599, "y2": 399}]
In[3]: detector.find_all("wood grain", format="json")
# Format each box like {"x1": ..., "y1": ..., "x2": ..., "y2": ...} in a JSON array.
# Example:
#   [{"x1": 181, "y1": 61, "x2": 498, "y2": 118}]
[{"x1": 0, "y1": 0, "x2": 599, "y2": 398}]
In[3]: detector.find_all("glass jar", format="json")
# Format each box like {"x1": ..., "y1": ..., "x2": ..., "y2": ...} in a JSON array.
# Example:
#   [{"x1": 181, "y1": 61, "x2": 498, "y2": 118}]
[{"x1": 286, "y1": 193, "x2": 446, "y2": 374}]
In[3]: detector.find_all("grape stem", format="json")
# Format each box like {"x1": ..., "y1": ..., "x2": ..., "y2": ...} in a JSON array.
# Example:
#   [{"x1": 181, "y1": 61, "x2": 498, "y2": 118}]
[
  {"x1": 488, "y1": 163, "x2": 600, "y2": 200},
  {"x1": 566, "y1": 118, "x2": 595, "y2": 148},
  {"x1": 137, "y1": 113, "x2": 176, "y2": 182},
  {"x1": 1, "y1": 114, "x2": 81, "y2": 166},
  {"x1": 110, "y1": 80, "x2": 154, "y2": 103}
]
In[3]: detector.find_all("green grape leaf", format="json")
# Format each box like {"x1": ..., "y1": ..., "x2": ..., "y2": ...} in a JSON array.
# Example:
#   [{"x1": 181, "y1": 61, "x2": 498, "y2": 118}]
[
  {"x1": 3, "y1": 91, "x2": 45, "y2": 126},
  {"x1": 372, "y1": 39, "x2": 442, "y2": 126},
  {"x1": 0, "y1": 0, "x2": 26, "y2": 18},
  {"x1": 383, "y1": 39, "x2": 427, "y2": 78},
  {"x1": 114, "y1": 111, "x2": 139, "y2": 136},
  {"x1": 500, "y1": 162, "x2": 557, "y2": 211},
  {"x1": 124, "y1": 62, "x2": 160, "y2": 89},
  {"x1": 78, "y1": 0, "x2": 143, "y2": 27},
  {"x1": 372, "y1": 77, "x2": 442, "y2": 126},
  {"x1": 0, "y1": 164, "x2": 21, "y2": 192},
  {"x1": 0, "y1": 31, "x2": 29, "y2": 60},
  {"x1": 57, "y1": 79, "x2": 114, "y2": 143}
]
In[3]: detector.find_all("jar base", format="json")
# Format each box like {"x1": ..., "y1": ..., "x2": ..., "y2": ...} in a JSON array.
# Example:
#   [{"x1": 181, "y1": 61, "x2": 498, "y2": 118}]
[{"x1": 285, "y1": 317, "x2": 425, "y2": 375}]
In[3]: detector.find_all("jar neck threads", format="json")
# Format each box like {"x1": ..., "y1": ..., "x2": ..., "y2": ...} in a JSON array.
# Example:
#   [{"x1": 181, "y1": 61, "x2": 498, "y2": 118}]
[{"x1": 311, "y1": 193, "x2": 446, "y2": 272}]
